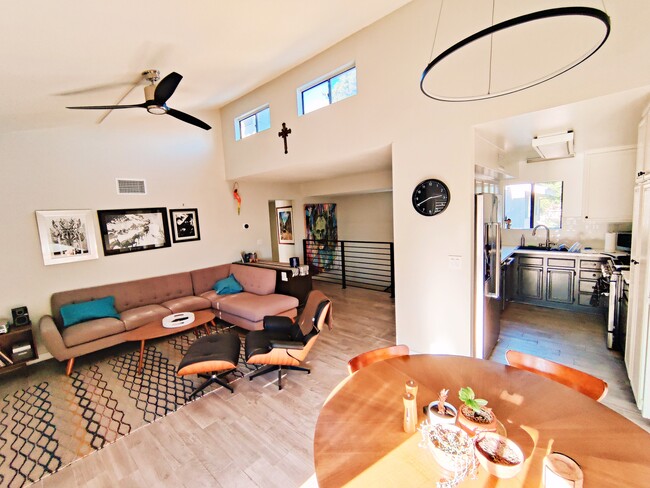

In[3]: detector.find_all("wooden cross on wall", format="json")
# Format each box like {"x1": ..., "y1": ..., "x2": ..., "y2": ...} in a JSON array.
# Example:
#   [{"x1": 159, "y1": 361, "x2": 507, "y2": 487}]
[{"x1": 278, "y1": 122, "x2": 292, "y2": 154}]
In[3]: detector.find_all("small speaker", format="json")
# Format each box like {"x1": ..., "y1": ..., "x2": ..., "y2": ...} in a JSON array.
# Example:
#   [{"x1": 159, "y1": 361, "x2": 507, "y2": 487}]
[{"x1": 11, "y1": 306, "x2": 29, "y2": 327}]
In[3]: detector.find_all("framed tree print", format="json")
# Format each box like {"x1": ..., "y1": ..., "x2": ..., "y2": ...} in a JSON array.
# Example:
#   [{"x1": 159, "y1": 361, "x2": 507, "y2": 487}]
[
  {"x1": 276, "y1": 206, "x2": 294, "y2": 244},
  {"x1": 169, "y1": 208, "x2": 201, "y2": 243},
  {"x1": 35, "y1": 209, "x2": 99, "y2": 265},
  {"x1": 97, "y1": 207, "x2": 171, "y2": 256}
]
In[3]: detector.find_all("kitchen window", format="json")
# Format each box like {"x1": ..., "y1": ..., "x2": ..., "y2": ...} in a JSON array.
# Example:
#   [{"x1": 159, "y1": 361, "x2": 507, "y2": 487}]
[
  {"x1": 298, "y1": 64, "x2": 357, "y2": 115},
  {"x1": 504, "y1": 181, "x2": 563, "y2": 229},
  {"x1": 235, "y1": 105, "x2": 271, "y2": 140}
]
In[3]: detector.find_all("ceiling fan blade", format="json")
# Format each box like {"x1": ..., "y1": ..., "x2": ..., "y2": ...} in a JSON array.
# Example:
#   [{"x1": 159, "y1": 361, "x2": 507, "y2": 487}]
[
  {"x1": 154, "y1": 72, "x2": 182, "y2": 104},
  {"x1": 66, "y1": 103, "x2": 147, "y2": 110},
  {"x1": 167, "y1": 108, "x2": 211, "y2": 130},
  {"x1": 55, "y1": 81, "x2": 136, "y2": 96},
  {"x1": 96, "y1": 77, "x2": 145, "y2": 124}
]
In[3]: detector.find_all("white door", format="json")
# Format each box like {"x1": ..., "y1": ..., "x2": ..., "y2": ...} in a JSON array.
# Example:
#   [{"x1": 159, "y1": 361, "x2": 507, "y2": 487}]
[{"x1": 627, "y1": 182, "x2": 650, "y2": 410}]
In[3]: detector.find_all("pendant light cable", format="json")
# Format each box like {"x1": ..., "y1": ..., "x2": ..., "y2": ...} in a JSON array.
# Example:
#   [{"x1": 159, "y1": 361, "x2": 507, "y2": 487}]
[
  {"x1": 429, "y1": 0, "x2": 445, "y2": 63},
  {"x1": 487, "y1": 0, "x2": 496, "y2": 96}
]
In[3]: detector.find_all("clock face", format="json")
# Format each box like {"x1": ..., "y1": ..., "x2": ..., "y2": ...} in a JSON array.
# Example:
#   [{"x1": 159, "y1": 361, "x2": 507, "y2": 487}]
[{"x1": 412, "y1": 179, "x2": 450, "y2": 216}]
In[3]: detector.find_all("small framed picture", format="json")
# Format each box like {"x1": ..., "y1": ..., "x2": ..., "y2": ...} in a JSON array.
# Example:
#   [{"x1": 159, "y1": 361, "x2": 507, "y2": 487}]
[
  {"x1": 276, "y1": 206, "x2": 294, "y2": 244},
  {"x1": 169, "y1": 208, "x2": 201, "y2": 243},
  {"x1": 35, "y1": 210, "x2": 99, "y2": 265},
  {"x1": 97, "y1": 207, "x2": 171, "y2": 256}
]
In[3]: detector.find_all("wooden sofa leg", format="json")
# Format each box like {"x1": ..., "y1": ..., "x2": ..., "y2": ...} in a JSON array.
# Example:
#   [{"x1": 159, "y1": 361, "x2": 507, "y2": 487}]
[{"x1": 66, "y1": 358, "x2": 75, "y2": 376}]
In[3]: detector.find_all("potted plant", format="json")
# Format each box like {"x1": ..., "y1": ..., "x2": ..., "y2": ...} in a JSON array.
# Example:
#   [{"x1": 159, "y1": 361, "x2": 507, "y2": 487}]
[
  {"x1": 456, "y1": 386, "x2": 497, "y2": 435},
  {"x1": 474, "y1": 432, "x2": 524, "y2": 478},
  {"x1": 427, "y1": 388, "x2": 458, "y2": 425}
]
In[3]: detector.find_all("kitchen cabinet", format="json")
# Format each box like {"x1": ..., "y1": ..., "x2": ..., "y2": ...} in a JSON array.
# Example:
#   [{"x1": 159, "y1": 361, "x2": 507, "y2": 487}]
[
  {"x1": 513, "y1": 252, "x2": 605, "y2": 313},
  {"x1": 636, "y1": 105, "x2": 650, "y2": 183},
  {"x1": 583, "y1": 148, "x2": 636, "y2": 221},
  {"x1": 547, "y1": 268, "x2": 575, "y2": 304}
]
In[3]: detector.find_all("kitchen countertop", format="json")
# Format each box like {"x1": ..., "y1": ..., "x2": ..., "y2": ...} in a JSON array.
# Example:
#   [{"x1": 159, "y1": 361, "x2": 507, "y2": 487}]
[{"x1": 500, "y1": 246, "x2": 617, "y2": 264}]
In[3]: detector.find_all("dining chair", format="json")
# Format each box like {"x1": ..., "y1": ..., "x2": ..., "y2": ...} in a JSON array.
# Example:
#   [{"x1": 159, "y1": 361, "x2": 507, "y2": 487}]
[
  {"x1": 505, "y1": 349, "x2": 608, "y2": 401},
  {"x1": 347, "y1": 344, "x2": 410, "y2": 375}
]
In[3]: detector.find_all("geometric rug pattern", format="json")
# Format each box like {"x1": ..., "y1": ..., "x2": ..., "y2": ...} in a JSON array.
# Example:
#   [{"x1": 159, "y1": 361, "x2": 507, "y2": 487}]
[{"x1": 0, "y1": 323, "x2": 256, "y2": 487}]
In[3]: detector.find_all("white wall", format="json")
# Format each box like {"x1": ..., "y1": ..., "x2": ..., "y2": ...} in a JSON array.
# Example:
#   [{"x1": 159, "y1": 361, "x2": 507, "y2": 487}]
[
  {"x1": 0, "y1": 115, "x2": 296, "y2": 353},
  {"x1": 219, "y1": 0, "x2": 650, "y2": 356}
]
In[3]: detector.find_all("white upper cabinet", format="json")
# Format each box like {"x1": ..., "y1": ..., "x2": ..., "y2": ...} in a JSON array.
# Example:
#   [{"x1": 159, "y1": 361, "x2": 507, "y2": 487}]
[
  {"x1": 637, "y1": 106, "x2": 650, "y2": 183},
  {"x1": 583, "y1": 147, "x2": 636, "y2": 221}
]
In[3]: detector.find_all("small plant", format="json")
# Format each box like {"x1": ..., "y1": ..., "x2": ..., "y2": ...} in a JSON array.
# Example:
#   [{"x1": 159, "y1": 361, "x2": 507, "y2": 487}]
[
  {"x1": 458, "y1": 387, "x2": 488, "y2": 413},
  {"x1": 437, "y1": 389, "x2": 449, "y2": 415}
]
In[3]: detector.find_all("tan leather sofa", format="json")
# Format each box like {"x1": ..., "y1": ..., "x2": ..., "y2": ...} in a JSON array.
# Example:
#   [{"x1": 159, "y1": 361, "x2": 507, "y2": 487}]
[{"x1": 39, "y1": 264, "x2": 299, "y2": 375}]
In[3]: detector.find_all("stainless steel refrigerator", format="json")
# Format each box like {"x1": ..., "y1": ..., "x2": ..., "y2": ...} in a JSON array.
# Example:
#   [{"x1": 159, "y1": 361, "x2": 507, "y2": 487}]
[{"x1": 474, "y1": 193, "x2": 501, "y2": 359}]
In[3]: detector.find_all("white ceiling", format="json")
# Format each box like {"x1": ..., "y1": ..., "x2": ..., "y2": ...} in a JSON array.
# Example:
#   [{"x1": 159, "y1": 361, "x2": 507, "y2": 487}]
[
  {"x1": 0, "y1": 0, "x2": 412, "y2": 133},
  {"x1": 475, "y1": 84, "x2": 650, "y2": 163}
]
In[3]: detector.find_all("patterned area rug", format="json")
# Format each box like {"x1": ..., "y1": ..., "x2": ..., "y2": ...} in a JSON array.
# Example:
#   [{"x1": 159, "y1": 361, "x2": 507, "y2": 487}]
[{"x1": 0, "y1": 322, "x2": 255, "y2": 488}]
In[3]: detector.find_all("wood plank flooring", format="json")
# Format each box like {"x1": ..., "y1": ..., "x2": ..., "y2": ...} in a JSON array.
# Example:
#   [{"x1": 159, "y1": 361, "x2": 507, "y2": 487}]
[
  {"x1": 31, "y1": 285, "x2": 648, "y2": 487},
  {"x1": 35, "y1": 282, "x2": 397, "y2": 488},
  {"x1": 490, "y1": 301, "x2": 650, "y2": 432}
]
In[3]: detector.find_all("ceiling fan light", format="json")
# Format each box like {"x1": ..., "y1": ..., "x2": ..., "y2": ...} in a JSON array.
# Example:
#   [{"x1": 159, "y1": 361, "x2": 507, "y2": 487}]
[{"x1": 146, "y1": 105, "x2": 167, "y2": 115}]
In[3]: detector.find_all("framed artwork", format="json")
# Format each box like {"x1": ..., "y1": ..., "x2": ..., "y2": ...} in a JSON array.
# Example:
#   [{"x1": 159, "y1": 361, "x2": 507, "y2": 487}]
[
  {"x1": 276, "y1": 206, "x2": 294, "y2": 244},
  {"x1": 304, "y1": 203, "x2": 338, "y2": 272},
  {"x1": 97, "y1": 207, "x2": 171, "y2": 256},
  {"x1": 169, "y1": 208, "x2": 201, "y2": 243},
  {"x1": 35, "y1": 210, "x2": 99, "y2": 265}
]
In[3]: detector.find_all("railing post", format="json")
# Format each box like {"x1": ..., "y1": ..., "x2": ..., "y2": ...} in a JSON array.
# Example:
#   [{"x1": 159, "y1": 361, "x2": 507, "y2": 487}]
[
  {"x1": 389, "y1": 242, "x2": 395, "y2": 298},
  {"x1": 340, "y1": 241, "x2": 346, "y2": 289},
  {"x1": 303, "y1": 239, "x2": 308, "y2": 269}
]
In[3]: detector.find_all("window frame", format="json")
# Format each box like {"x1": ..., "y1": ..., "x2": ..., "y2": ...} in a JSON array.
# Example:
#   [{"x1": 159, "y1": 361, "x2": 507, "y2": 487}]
[
  {"x1": 297, "y1": 62, "x2": 357, "y2": 116},
  {"x1": 234, "y1": 104, "x2": 271, "y2": 141},
  {"x1": 504, "y1": 181, "x2": 564, "y2": 230}
]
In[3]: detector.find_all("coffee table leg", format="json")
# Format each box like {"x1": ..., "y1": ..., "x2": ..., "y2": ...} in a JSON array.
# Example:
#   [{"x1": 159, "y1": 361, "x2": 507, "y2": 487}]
[{"x1": 138, "y1": 340, "x2": 146, "y2": 375}]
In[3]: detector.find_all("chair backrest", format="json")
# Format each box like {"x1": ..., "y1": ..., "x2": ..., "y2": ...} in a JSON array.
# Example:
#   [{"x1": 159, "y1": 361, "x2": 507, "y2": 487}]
[
  {"x1": 295, "y1": 290, "x2": 331, "y2": 336},
  {"x1": 347, "y1": 344, "x2": 410, "y2": 375},
  {"x1": 505, "y1": 349, "x2": 608, "y2": 401}
]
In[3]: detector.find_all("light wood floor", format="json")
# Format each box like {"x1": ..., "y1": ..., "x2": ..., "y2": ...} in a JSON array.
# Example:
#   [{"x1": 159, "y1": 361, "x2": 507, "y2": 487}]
[
  {"x1": 490, "y1": 301, "x2": 650, "y2": 433},
  {"x1": 32, "y1": 285, "x2": 648, "y2": 487},
  {"x1": 35, "y1": 282, "x2": 397, "y2": 488}
]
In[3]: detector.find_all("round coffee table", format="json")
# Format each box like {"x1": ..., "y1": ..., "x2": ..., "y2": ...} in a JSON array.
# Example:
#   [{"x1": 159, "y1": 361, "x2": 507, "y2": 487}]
[{"x1": 124, "y1": 309, "x2": 215, "y2": 374}]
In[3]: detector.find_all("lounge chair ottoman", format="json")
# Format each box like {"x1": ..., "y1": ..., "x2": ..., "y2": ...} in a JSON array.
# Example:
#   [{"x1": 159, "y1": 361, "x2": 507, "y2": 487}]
[{"x1": 177, "y1": 332, "x2": 241, "y2": 398}]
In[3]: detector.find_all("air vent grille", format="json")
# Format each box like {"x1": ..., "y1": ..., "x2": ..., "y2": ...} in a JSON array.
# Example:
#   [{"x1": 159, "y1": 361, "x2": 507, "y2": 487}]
[{"x1": 116, "y1": 179, "x2": 146, "y2": 195}]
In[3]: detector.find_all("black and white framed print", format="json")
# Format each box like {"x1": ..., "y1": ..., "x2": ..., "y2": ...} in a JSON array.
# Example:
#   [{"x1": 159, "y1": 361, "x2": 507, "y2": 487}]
[
  {"x1": 97, "y1": 207, "x2": 171, "y2": 256},
  {"x1": 35, "y1": 209, "x2": 99, "y2": 265},
  {"x1": 169, "y1": 208, "x2": 201, "y2": 243}
]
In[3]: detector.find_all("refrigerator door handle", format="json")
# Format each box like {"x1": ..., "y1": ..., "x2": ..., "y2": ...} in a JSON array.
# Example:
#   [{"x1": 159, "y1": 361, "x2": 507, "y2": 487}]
[{"x1": 486, "y1": 222, "x2": 501, "y2": 298}]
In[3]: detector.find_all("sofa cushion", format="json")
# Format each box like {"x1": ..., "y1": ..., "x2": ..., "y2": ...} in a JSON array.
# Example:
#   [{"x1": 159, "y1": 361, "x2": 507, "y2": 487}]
[
  {"x1": 62, "y1": 317, "x2": 126, "y2": 348},
  {"x1": 230, "y1": 264, "x2": 275, "y2": 295},
  {"x1": 120, "y1": 304, "x2": 171, "y2": 331},
  {"x1": 60, "y1": 296, "x2": 120, "y2": 327},
  {"x1": 214, "y1": 274, "x2": 243, "y2": 295},
  {"x1": 217, "y1": 292, "x2": 299, "y2": 323},
  {"x1": 162, "y1": 296, "x2": 212, "y2": 314}
]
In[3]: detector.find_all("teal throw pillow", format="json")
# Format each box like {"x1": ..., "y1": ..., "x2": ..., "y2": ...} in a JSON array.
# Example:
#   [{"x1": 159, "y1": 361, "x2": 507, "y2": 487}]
[
  {"x1": 60, "y1": 296, "x2": 120, "y2": 327},
  {"x1": 214, "y1": 274, "x2": 244, "y2": 295}
]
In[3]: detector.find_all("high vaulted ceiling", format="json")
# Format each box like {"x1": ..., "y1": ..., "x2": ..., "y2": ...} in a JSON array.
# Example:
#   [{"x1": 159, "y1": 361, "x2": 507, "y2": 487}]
[{"x1": 0, "y1": 0, "x2": 412, "y2": 133}]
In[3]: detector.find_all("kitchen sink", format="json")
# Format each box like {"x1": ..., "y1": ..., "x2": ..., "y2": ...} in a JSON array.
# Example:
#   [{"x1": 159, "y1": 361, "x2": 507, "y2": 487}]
[{"x1": 517, "y1": 245, "x2": 567, "y2": 252}]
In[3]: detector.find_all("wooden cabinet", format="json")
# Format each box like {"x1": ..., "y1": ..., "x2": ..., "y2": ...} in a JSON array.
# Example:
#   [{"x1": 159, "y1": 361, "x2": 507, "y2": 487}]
[
  {"x1": 583, "y1": 148, "x2": 635, "y2": 221},
  {"x1": 547, "y1": 268, "x2": 575, "y2": 304},
  {"x1": 513, "y1": 253, "x2": 605, "y2": 313},
  {"x1": 0, "y1": 323, "x2": 38, "y2": 374}
]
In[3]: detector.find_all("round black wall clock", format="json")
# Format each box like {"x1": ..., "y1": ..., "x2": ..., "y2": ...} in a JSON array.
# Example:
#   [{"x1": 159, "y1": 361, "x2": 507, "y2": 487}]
[{"x1": 412, "y1": 179, "x2": 450, "y2": 216}]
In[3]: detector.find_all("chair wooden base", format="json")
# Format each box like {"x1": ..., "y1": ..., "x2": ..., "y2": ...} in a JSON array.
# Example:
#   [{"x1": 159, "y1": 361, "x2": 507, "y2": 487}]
[
  {"x1": 189, "y1": 369, "x2": 236, "y2": 398},
  {"x1": 248, "y1": 364, "x2": 310, "y2": 390}
]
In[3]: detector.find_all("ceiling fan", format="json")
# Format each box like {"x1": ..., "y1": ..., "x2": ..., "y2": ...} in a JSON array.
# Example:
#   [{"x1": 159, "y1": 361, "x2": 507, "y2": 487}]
[{"x1": 66, "y1": 70, "x2": 211, "y2": 130}]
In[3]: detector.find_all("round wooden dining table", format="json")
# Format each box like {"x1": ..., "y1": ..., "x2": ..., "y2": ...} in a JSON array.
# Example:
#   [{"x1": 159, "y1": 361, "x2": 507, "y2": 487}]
[{"x1": 314, "y1": 354, "x2": 650, "y2": 487}]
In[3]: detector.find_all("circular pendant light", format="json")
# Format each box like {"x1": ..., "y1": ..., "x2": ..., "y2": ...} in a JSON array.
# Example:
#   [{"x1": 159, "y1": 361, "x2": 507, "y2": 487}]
[{"x1": 420, "y1": 6, "x2": 611, "y2": 102}]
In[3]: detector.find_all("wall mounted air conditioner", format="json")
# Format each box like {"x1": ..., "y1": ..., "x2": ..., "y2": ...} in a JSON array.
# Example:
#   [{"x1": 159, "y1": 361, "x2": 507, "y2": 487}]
[{"x1": 530, "y1": 131, "x2": 574, "y2": 162}]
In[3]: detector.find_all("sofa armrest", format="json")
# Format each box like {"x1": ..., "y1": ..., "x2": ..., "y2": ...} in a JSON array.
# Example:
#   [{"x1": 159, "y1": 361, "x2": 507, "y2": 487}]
[
  {"x1": 263, "y1": 315, "x2": 293, "y2": 333},
  {"x1": 39, "y1": 315, "x2": 70, "y2": 361}
]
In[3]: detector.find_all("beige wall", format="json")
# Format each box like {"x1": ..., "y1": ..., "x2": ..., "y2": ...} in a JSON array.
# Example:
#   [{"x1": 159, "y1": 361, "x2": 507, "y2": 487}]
[
  {"x1": 0, "y1": 114, "x2": 295, "y2": 354},
  {"x1": 220, "y1": 0, "x2": 650, "y2": 355}
]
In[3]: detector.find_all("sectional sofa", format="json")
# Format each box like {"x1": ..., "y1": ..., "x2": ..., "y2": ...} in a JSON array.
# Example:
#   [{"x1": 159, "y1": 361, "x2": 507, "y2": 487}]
[{"x1": 39, "y1": 263, "x2": 299, "y2": 375}]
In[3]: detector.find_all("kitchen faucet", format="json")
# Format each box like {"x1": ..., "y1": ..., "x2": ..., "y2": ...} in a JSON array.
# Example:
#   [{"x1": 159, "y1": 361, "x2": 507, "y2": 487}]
[{"x1": 532, "y1": 224, "x2": 550, "y2": 248}]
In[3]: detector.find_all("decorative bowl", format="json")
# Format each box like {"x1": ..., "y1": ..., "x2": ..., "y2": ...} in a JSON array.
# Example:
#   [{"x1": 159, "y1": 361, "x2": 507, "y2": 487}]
[
  {"x1": 423, "y1": 423, "x2": 474, "y2": 472},
  {"x1": 474, "y1": 432, "x2": 524, "y2": 479},
  {"x1": 427, "y1": 401, "x2": 458, "y2": 425}
]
